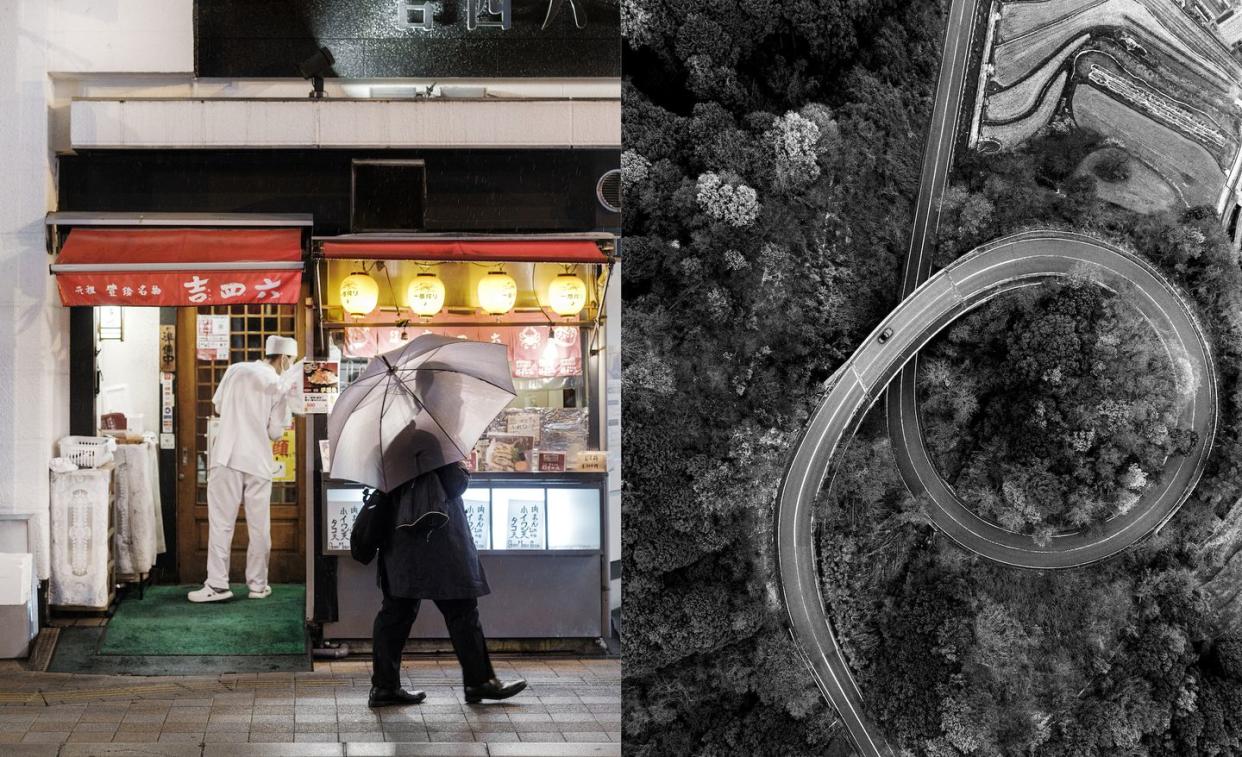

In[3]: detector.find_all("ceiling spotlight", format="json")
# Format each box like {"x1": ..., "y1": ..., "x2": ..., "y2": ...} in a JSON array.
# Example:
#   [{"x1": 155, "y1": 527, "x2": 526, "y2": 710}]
[{"x1": 298, "y1": 46, "x2": 335, "y2": 100}]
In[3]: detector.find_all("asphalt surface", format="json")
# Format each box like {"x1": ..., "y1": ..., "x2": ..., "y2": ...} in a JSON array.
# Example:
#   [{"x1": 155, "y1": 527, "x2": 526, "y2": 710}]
[{"x1": 775, "y1": 232, "x2": 1217, "y2": 756}]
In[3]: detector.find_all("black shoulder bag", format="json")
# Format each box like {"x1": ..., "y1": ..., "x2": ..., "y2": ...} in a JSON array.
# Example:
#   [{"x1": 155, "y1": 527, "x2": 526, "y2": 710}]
[{"x1": 350, "y1": 487, "x2": 395, "y2": 565}]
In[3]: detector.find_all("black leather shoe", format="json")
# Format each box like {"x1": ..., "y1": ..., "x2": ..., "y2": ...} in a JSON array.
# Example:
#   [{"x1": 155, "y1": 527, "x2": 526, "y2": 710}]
[
  {"x1": 368, "y1": 686, "x2": 427, "y2": 707},
  {"x1": 464, "y1": 677, "x2": 527, "y2": 704}
]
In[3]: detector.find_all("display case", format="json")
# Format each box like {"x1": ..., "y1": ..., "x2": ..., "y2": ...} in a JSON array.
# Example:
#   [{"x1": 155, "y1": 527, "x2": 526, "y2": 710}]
[{"x1": 320, "y1": 472, "x2": 607, "y2": 641}]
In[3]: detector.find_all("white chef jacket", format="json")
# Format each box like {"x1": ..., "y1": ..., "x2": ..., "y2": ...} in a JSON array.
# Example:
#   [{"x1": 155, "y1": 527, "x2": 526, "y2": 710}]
[{"x1": 210, "y1": 360, "x2": 298, "y2": 480}]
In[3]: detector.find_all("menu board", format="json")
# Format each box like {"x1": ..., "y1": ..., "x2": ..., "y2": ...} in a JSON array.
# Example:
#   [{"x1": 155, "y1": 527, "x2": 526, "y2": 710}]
[
  {"x1": 302, "y1": 360, "x2": 340, "y2": 413},
  {"x1": 324, "y1": 489, "x2": 363, "y2": 554},
  {"x1": 502, "y1": 495, "x2": 546, "y2": 550},
  {"x1": 463, "y1": 489, "x2": 491, "y2": 549}
]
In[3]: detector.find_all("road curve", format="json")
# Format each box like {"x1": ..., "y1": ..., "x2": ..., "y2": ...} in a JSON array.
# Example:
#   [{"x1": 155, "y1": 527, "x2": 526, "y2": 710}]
[{"x1": 775, "y1": 231, "x2": 1216, "y2": 756}]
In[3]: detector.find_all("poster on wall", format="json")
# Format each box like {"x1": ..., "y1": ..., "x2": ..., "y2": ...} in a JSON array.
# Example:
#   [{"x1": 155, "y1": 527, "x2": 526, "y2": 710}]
[
  {"x1": 195, "y1": 315, "x2": 229, "y2": 361},
  {"x1": 302, "y1": 361, "x2": 340, "y2": 414},
  {"x1": 503, "y1": 496, "x2": 546, "y2": 550},
  {"x1": 324, "y1": 493, "x2": 360, "y2": 554},
  {"x1": 463, "y1": 490, "x2": 490, "y2": 550},
  {"x1": 271, "y1": 427, "x2": 296, "y2": 482}
]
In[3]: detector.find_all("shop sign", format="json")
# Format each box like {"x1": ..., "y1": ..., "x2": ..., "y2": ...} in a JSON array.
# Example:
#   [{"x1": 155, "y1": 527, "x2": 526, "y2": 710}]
[
  {"x1": 159, "y1": 325, "x2": 176, "y2": 372},
  {"x1": 57, "y1": 271, "x2": 300, "y2": 307},
  {"x1": 272, "y1": 427, "x2": 296, "y2": 483},
  {"x1": 302, "y1": 361, "x2": 341, "y2": 414},
  {"x1": 196, "y1": 315, "x2": 230, "y2": 361}
]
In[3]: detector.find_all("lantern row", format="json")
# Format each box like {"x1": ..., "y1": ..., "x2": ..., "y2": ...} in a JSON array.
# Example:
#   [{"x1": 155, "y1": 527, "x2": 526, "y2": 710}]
[{"x1": 338, "y1": 266, "x2": 589, "y2": 320}]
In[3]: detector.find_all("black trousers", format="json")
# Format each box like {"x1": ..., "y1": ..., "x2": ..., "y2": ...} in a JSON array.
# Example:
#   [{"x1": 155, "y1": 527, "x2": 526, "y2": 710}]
[{"x1": 371, "y1": 593, "x2": 496, "y2": 690}]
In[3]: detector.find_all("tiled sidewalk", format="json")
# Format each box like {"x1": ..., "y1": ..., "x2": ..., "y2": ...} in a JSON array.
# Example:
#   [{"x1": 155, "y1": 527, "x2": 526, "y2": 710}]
[{"x1": 0, "y1": 656, "x2": 620, "y2": 756}]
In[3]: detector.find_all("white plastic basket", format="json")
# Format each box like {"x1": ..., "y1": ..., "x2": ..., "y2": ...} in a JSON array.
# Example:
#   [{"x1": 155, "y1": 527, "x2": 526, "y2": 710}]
[{"x1": 58, "y1": 436, "x2": 115, "y2": 469}]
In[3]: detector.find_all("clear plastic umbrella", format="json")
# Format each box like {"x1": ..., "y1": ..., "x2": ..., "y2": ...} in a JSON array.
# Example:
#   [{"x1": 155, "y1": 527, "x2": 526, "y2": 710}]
[{"x1": 327, "y1": 334, "x2": 515, "y2": 491}]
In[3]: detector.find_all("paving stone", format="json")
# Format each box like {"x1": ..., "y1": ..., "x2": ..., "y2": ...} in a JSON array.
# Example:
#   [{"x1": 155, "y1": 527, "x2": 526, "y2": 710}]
[
  {"x1": 516, "y1": 731, "x2": 565, "y2": 742},
  {"x1": 346, "y1": 744, "x2": 486, "y2": 756},
  {"x1": 490, "y1": 744, "x2": 620, "y2": 756},
  {"x1": 61, "y1": 746, "x2": 194, "y2": 755},
  {"x1": 0, "y1": 746, "x2": 61, "y2": 757},
  {"x1": 20, "y1": 731, "x2": 70, "y2": 743},
  {"x1": 157, "y1": 731, "x2": 205, "y2": 742},
  {"x1": 205, "y1": 743, "x2": 343, "y2": 755}
]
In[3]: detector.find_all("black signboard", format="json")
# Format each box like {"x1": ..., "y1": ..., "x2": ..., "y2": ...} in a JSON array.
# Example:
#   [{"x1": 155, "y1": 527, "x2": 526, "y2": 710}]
[{"x1": 195, "y1": 0, "x2": 620, "y2": 79}]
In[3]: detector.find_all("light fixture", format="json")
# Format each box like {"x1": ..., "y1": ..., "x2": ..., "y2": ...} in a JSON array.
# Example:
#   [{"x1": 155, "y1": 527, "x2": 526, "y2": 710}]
[
  {"x1": 340, "y1": 271, "x2": 379, "y2": 319},
  {"x1": 298, "y1": 46, "x2": 335, "y2": 99},
  {"x1": 477, "y1": 268, "x2": 517, "y2": 316},
  {"x1": 406, "y1": 271, "x2": 446, "y2": 320},
  {"x1": 547, "y1": 270, "x2": 587, "y2": 318}
]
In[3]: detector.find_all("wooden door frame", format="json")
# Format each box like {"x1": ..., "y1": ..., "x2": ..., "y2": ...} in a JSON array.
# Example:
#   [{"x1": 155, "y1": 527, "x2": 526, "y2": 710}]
[{"x1": 174, "y1": 301, "x2": 309, "y2": 584}]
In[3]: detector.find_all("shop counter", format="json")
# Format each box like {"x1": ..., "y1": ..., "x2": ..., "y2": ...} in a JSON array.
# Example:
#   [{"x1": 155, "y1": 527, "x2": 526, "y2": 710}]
[{"x1": 319, "y1": 471, "x2": 608, "y2": 641}]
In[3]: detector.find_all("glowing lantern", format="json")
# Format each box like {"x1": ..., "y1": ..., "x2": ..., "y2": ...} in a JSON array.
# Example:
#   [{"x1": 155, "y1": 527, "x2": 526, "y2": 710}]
[
  {"x1": 340, "y1": 271, "x2": 379, "y2": 318},
  {"x1": 547, "y1": 272, "x2": 588, "y2": 317},
  {"x1": 406, "y1": 272, "x2": 445, "y2": 319},
  {"x1": 477, "y1": 270, "x2": 517, "y2": 316}
]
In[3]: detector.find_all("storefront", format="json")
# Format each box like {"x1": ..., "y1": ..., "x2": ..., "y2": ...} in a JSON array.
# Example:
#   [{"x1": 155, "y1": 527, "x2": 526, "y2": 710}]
[
  {"x1": 309, "y1": 236, "x2": 616, "y2": 645},
  {"x1": 45, "y1": 214, "x2": 315, "y2": 609},
  {"x1": 47, "y1": 143, "x2": 619, "y2": 658}
]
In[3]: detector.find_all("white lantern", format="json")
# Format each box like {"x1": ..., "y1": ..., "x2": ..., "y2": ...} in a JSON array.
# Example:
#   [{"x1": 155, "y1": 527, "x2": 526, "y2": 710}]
[
  {"x1": 340, "y1": 272, "x2": 379, "y2": 318},
  {"x1": 406, "y1": 272, "x2": 445, "y2": 318},
  {"x1": 477, "y1": 270, "x2": 517, "y2": 316},
  {"x1": 547, "y1": 273, "x2": 588, "y2": 318}
]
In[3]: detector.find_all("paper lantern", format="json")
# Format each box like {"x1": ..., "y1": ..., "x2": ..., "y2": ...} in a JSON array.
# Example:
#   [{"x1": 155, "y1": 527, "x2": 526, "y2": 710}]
[
  {"x1": 477, "y1": 270, "x2": 517, "y2": 316},
  {"x1": 548, "y1": 273, "x2": 588, "y2": 317},
  {"x1": 406, "y1": 272, "x2": 445, "y2": 318},
  {"x1": 340, "y1": 272, "x2": 379, "y2": 318}
]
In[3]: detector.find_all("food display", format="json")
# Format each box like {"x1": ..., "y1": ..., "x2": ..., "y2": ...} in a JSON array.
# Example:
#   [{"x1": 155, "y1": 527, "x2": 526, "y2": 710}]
[{"x1": 471, "y1": 408, "x2": 592, "y2": 472}]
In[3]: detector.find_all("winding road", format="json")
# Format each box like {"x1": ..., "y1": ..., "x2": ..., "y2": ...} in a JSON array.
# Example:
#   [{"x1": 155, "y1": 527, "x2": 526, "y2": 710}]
[{"x1": 775, "y1": 231, "x2": 1217, "y2": 756}]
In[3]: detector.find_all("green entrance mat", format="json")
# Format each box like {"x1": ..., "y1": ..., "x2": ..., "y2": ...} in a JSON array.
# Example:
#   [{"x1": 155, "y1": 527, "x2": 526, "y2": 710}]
[{"x1": 99, "y1": 584, "x2": 307, "y2": 657}]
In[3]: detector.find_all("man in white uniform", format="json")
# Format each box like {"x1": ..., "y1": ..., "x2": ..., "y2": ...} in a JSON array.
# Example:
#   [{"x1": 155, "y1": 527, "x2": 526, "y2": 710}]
[{"x1": 188, "y1": 335, "x2": 301, "y2": 603}]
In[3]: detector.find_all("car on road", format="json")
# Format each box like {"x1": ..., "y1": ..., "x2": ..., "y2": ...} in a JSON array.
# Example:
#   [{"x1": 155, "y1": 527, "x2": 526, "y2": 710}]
[{"x1": 878, "y1": 327, "x2": 893, "y2": 344}]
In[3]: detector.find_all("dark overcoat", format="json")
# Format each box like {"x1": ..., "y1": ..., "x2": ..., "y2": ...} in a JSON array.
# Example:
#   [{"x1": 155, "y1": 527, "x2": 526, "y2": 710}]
[{"x1": 377, "y1": 462, "x2": 491, "y2": 600}]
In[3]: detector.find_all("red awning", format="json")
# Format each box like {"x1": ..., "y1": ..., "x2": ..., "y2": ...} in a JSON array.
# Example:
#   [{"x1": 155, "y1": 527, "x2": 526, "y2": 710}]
[
  {"x1": 53, "y1": 228, "x2": 304, "y2": 306},
  {"x1": 320, "y1": 239, "x2": 608, "y2": 264}
]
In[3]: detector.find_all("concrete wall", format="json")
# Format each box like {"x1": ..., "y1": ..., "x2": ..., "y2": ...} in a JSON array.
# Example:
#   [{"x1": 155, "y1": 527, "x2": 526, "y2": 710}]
[{"x1": 0, "y1": 1, "x2": 194, "y2": 577}]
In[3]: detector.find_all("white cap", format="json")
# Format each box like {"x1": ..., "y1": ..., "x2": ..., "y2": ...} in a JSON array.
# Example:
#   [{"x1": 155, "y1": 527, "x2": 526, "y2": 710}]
[{"x1": 265, "y1": 335, "x2": 298, "y2": 357}]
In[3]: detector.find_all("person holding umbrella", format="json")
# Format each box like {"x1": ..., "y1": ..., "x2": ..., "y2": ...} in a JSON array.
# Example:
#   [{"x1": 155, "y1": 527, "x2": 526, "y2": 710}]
[{"x1": 328, "y1": 334, "x2": 527, "y2": 708}]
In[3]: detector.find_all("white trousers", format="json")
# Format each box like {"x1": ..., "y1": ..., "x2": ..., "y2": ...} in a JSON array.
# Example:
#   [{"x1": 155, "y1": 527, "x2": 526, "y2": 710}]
[{"x1": 205, "y1": 466, "x2": 272, "y2": 592}]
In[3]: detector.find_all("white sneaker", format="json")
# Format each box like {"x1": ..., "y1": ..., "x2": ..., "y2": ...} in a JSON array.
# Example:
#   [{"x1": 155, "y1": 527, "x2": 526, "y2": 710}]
[
  {"x1": 187, "y1": 585, "x2": 233, "y2": 603},
  {"x1": 248, "y1": 586, "x2": 272, "y2": 599}
]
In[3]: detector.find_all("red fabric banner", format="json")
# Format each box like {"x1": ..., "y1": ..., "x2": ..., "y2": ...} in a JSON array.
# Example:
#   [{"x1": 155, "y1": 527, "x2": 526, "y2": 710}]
[
  {"x1": 58, "y1": 228, "x2": 303, "y2": 264},
  {"x1": 57, "y1": 270, "x2": 302, "y2": 306},
  {"x1": 321, "y1": 239, "x2": 608, "y2": 264}
]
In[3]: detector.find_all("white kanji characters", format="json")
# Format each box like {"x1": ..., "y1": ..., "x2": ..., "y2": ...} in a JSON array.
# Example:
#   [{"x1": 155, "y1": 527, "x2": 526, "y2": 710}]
[
  {"x1": 254, "y1": 278, "x2": 282, "y2": 299},
  {"x1": 106, "y1": 283, "x2": 118, "y2": 297},
  {"x1": 138, "y1": 285, "x2": 148, "y2": 297},
  {"x1": 183, "y1": 275, "x2": 209, "y2": 304},
  {"x1": 121, "y1": 286, "x2": 133, "y2": 297},
  {"x1": 151, "y1": 284, "x2": 162, "y2": 295},
  {"x1": 84, "y1": 285, "x2": 96, "y2": 295},
  {"x1": 74, "y1": 286, "x2": 84, "y2": 295},
  {"x1": 219, "y1": 282, "x2": 246, "y2": 299}
]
